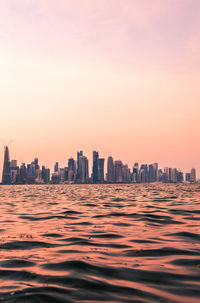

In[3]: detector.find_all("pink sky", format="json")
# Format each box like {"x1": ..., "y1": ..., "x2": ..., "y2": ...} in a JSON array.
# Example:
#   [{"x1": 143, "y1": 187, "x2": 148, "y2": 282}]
[{"x1": 0, "y1": 0, "x2": 200, "y2": 176}]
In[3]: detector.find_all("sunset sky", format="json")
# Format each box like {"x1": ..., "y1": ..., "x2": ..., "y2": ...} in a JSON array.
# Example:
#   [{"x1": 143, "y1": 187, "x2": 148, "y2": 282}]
[{"x1": 0, "y1": 0, "x2": 200, "y2": 175}]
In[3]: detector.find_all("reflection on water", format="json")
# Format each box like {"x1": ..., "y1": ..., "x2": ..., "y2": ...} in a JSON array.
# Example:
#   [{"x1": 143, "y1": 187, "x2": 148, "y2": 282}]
[{"x1": 0, "y1": 183, "x2": 200, "y2": 302}]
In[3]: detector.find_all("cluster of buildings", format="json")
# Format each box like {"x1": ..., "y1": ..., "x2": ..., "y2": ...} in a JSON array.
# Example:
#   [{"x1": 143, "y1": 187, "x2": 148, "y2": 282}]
[{"x1": 1, "y1": 146, "x2": 197, "y2": 185}]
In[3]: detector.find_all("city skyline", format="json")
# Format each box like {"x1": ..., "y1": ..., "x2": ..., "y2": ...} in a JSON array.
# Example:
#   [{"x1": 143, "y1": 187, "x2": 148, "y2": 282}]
[
  {"x1": 1, "y1": 145, "x2": 198, "y2": 184},
  {"x1": 0, "y1": 143, "x2": 199, "y2": 179}
]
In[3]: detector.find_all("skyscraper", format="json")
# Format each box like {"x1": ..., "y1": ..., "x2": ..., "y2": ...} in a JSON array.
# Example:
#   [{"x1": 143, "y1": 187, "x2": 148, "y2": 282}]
[
  {"x1": 107, "y1": 156, "x2": 114, "y2": 183},
  {"x1": 54, "y1": 162, "x2": 59, "y2": 173},
  {"x1": 98, "y1": 158, "x2": 105, "y2": 183},
  {"x1": 132, "y1": 163, "x2": 139, "y2": 183},
  {"x1": 2, "y1": 146, "x2": 11, "y2": 184},
  {"x1": 92, "y1": 151, "x2": 99, "y2": 183},
  {"x1": 68, "y1": 158, "x2": 76, "y2": 181},
  {"x1": 190, "y1": 168, "x2": 196, "y2": 183},
  {"x1": 34, "y1": 158, "x2": 39, "y2": 170},
  {"x1": 148, "y1": 163, "x2": 158, "y2": 182},
  {"x1": 122, "y1": 164, "x2": 131, "y2": 183},
  {"x1": 76, "y1": 151, "x2": 83, "y2": 182},
  {"x1": 140, "y1": 164, "x2": 148, "y2": 183},
  {"x1": 18, "y1": 163, "x2": 28, "y2": 184},
  {"x1": 79, "y1": 156, "x2": 89, "y2": 183},
  {"x1": 185, "y1": 173, "x2": 191, "y2": 182},
  {"x1": 10, "y1": 160, "x2": 19, "y2": 184},
  {"x1": 114, "y1": 160, "x2": 123, "y2": 183}
]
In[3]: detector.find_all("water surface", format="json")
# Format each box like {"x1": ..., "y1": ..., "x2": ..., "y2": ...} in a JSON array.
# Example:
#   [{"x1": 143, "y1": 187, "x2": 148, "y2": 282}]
[{"x1": 0, "y1": 184, "x2": 200, "y2": 302}]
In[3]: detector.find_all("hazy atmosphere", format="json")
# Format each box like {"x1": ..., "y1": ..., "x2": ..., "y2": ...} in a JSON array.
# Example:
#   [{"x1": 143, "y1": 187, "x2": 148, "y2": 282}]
[
  {"x1": 1, "y1": 0, "x2": 200, "y2": 174},
  {"x1": 1, "y1": 2, "x2": 200, "y2": 303}
]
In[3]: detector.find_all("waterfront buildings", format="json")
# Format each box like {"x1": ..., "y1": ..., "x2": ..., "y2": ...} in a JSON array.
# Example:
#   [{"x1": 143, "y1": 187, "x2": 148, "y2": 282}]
[{"x1": 1, "y1": 146, "x2": 198, "y2": 184}]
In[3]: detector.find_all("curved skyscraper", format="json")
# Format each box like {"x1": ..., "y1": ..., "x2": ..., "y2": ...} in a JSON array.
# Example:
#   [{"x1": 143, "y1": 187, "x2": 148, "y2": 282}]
[{"x1": 2, "y1": 146, "x2": 11, "y2": 184}]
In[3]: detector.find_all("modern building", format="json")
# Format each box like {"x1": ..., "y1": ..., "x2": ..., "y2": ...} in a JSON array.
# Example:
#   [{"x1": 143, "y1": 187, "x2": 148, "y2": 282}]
[
  {"x1": 132, "y1": 163, "x2": 139, "y2": 183},
  {"x1": 190, "y1": 168, "x2": 196, "y2": 183},
  {"x1": 92, "y1": 151, "x2": 99, "y2": 183},
  {"x1": 18, "y1": 163, "x2": 28, "y2": 184},
  {"x1": 150, "y1": 163, "x2": 158, "y2": 182},
  {"x1": 54, "y1": 162, "x2": 59, "y2": 173},
  {"x1": 122, "y1": 164, "x2": 131, "y2": 183},
  {"x1": 77, "y1": 151, "x2": 83, "y2": 182},
  {"x1": 10, "y1": 160, "x2": 19, "y2": 184},
  {"x1": 114, "y1": 160, "x2": 123, "y2": 183},
  {"x1": 79, "y1": 156, "x2": 89, "y2": 183},
  {"x1": 107, "y1": 156, "x2": 114, "y2": 183},
  {"x1": 2, "y1": 146, "x2": 12, "y2": 184},
  {"x1": 68, "y1": 158, "x2": 76, "y2": 181},
  {"x1": 140, "y1": 164, "x2": 148, "y2": 183},
  {"x1": 98, "y1": 158, "x2": 105, "y2": 183},
  {"x1": 185, "y1": 173, "x2": 191, "y2": 182}
]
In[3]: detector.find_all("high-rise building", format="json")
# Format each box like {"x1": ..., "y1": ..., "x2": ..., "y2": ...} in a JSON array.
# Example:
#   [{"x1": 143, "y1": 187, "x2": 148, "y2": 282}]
[
  {"x1": 140, "y1": 164, "x2": 148, "y2": 183},
  {"x1": 98, "y1": 158, "x2": 105, "y2": 183},
  {"x1": 92, "y1": 151, "x2": 99, "y2": 183},
  {"x1": 63, "y1": 167, "x2": 68, "y2": 182},
  {"x1": 114, "y1": 160, "x2": 123, "y2": 183},
  {"x1": 68, "y1": 158, "x2": 75, "y2": 171},
  {"x1": 148, "y1": 164, "x2": 154, "y2": 182},
  {"x1": 59, "y1": 168, "x2": 65, "y2": 183},
  {"x1": 44, "y1": 168, "x2": 50, "y2": 183},
  {"x1": 122, "y1": 164, "x2": 131, "y2": 183},
  {"x1": 153, "y1": 163, "x2": 158, "y2": 181},
  {"x1": 10, "y1": 160, "x2": 19, "y2": 184},
  {"x1": 2, "y1": 146, "x2": 11, "y2": 184},
  {"x1": 171, "y1": 168, "x2": 178, "y2": 183},
  {"x1": 51, "y1": 172, "x2": 60, "y2": 184},
  {"x1": 177, "y1": 171, "x2": 183, "y2": 183},
  {"x1": 148, "y1": 163, "x2": 158, "y2": 182},
  {"x1": 185, "y1": 173, "x2": 191, "y2": 182},
  {"x1": 34, "y1": 158, "x2": 39, "y2": 170},
  {"x1": 42, "y1": 166, "x2": 46, "y2": 182},
  {"x1": 158, "y1": 169, "x2": 163, "y2": 182},
  {"x1": 190, "y1": 168, "x2": 196, "y2": 183},
  {"x1": 107, "y1": 156, "x2": 114, "y2": 183},
  {"x1": 163, "y1": 167, "x2": 169, "y2": 182},
  {"x1": 168, "y1": 168, "x2": 173, "y2": 182},
  {"x1": 132, "y1": 163, "x2": 139, "y2": 183},
  {"x1": 79, "y1": 156, "x2": 89, "y2": 183},
  {"x1": 68, "y1": 158, "x2": 76, "y2": 181},
  {"x1": 54, "y1": 162, "x2": 59, "y2": 173},
  {"x1": 77, "y1": 151, "x2": 83, "y2": 182},
  {"x1": 35, "y1": 168, "x2": 42, "y2": 183},
  {"x1": 18, "y1": 163, "x2": 28, "y2": 184}
]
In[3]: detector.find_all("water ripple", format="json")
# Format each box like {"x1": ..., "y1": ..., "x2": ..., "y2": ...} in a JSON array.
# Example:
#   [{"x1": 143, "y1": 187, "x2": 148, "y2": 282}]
[{"x1": 0, "y1": 183, "x2": 200, "y2": 302}]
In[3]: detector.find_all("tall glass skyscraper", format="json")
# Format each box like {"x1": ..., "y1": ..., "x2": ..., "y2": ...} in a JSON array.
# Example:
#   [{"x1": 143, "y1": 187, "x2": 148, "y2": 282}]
[
  {"x1": 98, "y1": 158, "x2": 105, "y2": 183},
  {"x1": 2, "y1": 146, "x2": 11, "y2": 184},
  {"x1": 92, "y1": 151, "x2": 99, "y2": 183},
  {"x1": 107, "y1": 156, "x2": 114, "y2": 183}
]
